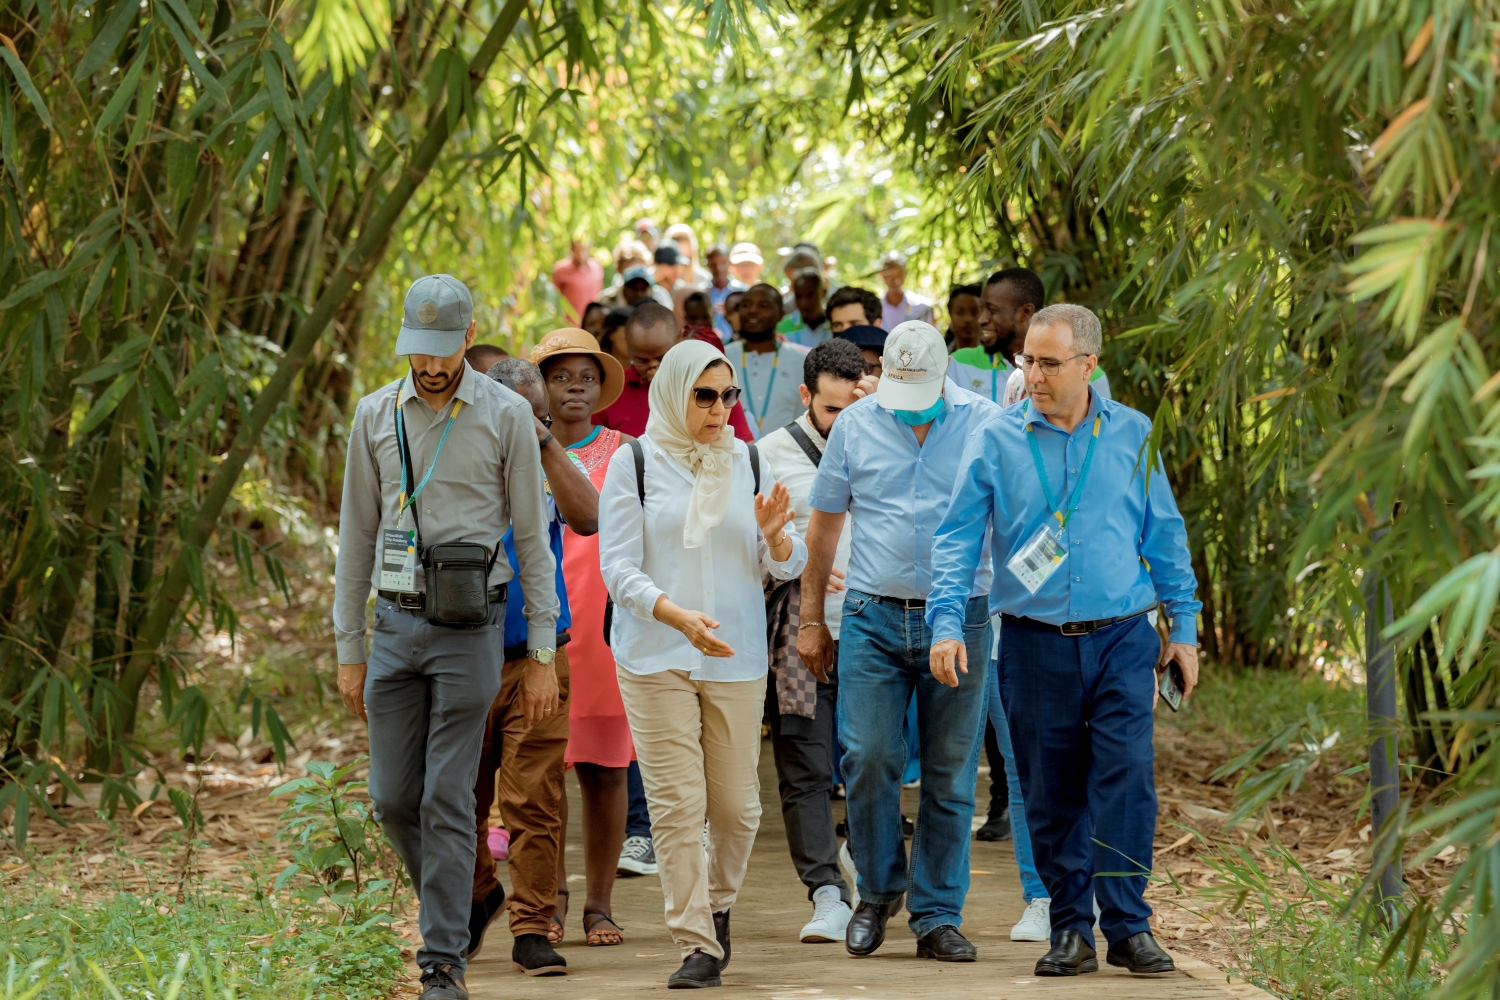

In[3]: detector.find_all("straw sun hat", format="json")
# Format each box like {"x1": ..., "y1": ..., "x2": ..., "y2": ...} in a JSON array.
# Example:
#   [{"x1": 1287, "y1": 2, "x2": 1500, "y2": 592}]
[{"x1": 529, "y1": 328, "x2": 626, "y2": 412}]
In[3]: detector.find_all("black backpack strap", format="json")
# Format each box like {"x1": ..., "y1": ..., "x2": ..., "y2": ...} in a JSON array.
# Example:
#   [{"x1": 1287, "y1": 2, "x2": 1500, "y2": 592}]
[
  {"x1": 748, "y1": 442, "x2": 761, "y2": 496},
  {"x1": 628, "y1": 437, "x2": 646, "y2": 506},
  {"x1": 783, "y1": 421, "x2": 822, "y2": 468}
]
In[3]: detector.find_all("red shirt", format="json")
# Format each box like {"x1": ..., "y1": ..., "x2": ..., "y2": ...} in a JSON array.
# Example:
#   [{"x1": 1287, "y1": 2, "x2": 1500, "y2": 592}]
[
  {"x1": 594, "y1": 366, "x2": 754, "y2": 442},
  {"x1": 551, "y1": 257, "x2": 604, "y2": 321}
]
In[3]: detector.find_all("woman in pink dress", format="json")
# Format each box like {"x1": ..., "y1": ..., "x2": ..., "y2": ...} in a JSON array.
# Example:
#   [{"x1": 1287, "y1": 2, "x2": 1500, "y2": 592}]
[{"x1": 531, "y1": 329, "x2": 633, "y2": 947}]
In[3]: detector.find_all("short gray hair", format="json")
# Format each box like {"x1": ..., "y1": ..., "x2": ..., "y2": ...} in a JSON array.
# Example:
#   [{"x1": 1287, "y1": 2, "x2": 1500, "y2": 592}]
[
  {"x1": 486, "y1": 358, "x2": 543, "y2": 390},
  {"x1": 1029, "y1": 303, "x2": 1102, "y2": 355}
]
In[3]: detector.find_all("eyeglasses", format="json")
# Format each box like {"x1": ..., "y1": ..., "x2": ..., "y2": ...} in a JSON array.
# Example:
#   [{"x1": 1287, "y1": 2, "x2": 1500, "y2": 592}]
[
  {"x1": 693, "y1": 386, "x2": 742, "y2": 409},
  {"x1": 1015, "y1": 353, "x2": 1091, "y2": 376},
  {"x1": 548, "y1": 369, "x2": 599, "y2": 386}
]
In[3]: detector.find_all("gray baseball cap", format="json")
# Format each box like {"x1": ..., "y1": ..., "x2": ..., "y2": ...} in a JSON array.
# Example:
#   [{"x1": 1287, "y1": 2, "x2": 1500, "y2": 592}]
[{"x1": 395, "y1": 274, "x2": 473, "y2": 357}]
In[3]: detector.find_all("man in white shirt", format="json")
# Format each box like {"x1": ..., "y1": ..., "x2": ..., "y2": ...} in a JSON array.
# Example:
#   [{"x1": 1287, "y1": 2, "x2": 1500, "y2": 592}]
[
  {"x1": 722, "y1": 284, "x2": 810, "y2": 439},
  {"x1": 757, "y1": 339, "x2": 868, "y2": 946},
  {"x1": 878, "y1": 251, "x2": 934, "y2": 330}
]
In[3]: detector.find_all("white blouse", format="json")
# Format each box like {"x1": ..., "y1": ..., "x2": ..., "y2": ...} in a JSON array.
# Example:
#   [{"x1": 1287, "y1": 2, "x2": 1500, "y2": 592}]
[{"x1": 599, "y1": 435, "x2": 808, "y2": 682}]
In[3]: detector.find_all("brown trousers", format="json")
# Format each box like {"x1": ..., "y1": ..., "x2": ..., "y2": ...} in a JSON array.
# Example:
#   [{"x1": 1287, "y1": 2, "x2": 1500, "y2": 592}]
[{"x1": 472, "y1": 649, "x2": 571, "y2": 936}]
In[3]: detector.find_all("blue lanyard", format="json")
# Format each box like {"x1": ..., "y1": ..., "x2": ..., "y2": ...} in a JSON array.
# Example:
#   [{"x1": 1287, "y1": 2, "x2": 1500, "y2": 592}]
[
  {"x1": 744, "y1": 347, "x2": 779, "y2": 429},
  {"x1": 567, "y1": 424, "x2": 603, "y2": 452},
  {"x1": 396, "y1": 375, "x2": 463, "y2": 518},
  {"x1": 1025, "y1": 412, "x2": 1102, "y2": 530}
]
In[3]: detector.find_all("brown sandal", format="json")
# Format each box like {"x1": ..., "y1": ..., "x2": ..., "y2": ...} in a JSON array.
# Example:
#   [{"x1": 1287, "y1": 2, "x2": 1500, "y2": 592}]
[
  {"x1": 584, "y1": 910, "x2": 624, "y2": 946},
  {"x1": 548, "y1": 889, "x2": 569, "y2": 944}
]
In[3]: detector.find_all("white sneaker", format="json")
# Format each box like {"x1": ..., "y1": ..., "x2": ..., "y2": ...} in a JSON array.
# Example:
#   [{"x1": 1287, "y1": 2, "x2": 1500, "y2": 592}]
[
  {"x1": 838, "y1": 840, "x2": 861, "y2": 908},
  {"x1": 800, "y1": 885, "x2": 852, "y2": 943},
  {"x1": 1011, "y1": 897, "x2": 1051, "y2": 941},
  {"x1": 617, "y1": 835, "x2": 658, "y2": 876}
]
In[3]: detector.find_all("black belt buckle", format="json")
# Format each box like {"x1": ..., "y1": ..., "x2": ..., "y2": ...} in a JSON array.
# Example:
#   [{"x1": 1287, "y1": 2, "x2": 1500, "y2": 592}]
[
  {"x1": 1060, "y1": 620, "x2": 1091, "y2": 636},
  {"x1": 903, "y1": 598, "x2": 926, "y2": 610},
  {"x1": 399, "y1": 592, "x2": 425, "y2": 611}
]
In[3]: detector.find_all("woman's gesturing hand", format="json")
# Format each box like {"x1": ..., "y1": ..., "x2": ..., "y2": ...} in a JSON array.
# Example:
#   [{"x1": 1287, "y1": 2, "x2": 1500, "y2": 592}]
[
  {"x1": 654, "y1": 595, "x2": 736, "y2": 657},
  {"x1": 755, "y1": 482, "x2": 795, "y2": 547}
]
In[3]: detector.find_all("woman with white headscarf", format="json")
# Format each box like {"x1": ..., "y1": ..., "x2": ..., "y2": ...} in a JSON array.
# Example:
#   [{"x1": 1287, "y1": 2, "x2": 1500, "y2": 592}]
[{"x1": 599, "y1": 339, "x2": 806, "y2": 988}]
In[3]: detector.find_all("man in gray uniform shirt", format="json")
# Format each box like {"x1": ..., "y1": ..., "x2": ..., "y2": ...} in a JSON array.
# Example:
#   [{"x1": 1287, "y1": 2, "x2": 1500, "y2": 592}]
[{"x1": 334, "y1": 274, "x2": 559, "y2": 1000}]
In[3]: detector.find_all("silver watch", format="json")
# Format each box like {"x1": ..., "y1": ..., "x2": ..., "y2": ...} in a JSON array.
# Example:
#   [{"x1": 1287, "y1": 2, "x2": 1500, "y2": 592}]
[{"x1": 531, "y1": 647, "x2": 556, "y2": 665}]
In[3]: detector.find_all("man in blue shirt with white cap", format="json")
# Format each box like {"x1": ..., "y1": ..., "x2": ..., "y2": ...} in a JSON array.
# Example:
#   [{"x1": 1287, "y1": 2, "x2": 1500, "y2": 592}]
[
  {"x1": 927, "y1": 303, "x2": 1200, "y2": 980},
  {"x1": 798, "y1": 320, "x2": 1001, "y2": 963},
  {"x1": 333, "y1": 274, "x2": 558, "y2": 1000}
]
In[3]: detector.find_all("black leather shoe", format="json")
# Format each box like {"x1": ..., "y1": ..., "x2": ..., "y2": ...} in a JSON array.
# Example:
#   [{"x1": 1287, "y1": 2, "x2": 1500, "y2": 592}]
[
  {"x1": 845, "y1": 894, "x2": 904, "y2": 957},
  {"x1": 974, "y1": 809, "x2": 1012, "y2": 842},
  {"x1": 419, "y1": 964, "x2": 469, "y2": 999},
  {"x1": 464, "y1": 886, "x2": 506, "y2": 960},
  {"x1": 713, "y1": 909, "x2": 731, "y2": 971},
  {"x1": 1035, "y1": 930, "x2": 1098, "y2": 976},
  {"x1": 667, "y1": 950, "x2": 722, "y2": 988},
  {"x1": 1106, "y1": 931, "x2": 1176, "y2": 974},
  {"x1": 511, "y1": 932, "x2": 567, "y2": 976},
  {"x1": 916, "y1": 925, "x2": 977, "y2": 962}
]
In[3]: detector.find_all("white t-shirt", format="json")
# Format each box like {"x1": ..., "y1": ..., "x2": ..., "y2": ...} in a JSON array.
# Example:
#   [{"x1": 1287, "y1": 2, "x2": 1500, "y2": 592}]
[
  {"x1": 758, "y1": 413, "x2": 853, "y2": 640},
  {"x1": 723, "y1": 340, "x2": 810, "y2": 440}
]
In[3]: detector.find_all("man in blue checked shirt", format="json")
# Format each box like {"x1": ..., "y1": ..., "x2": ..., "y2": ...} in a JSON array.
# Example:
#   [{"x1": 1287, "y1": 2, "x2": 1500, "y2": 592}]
[
  {"x1": 798, "y1": 321, "x2": 1001, "y2": 963},
  {"x1": 927, "y1": 303, "x2": 1201, "y2": 980}
]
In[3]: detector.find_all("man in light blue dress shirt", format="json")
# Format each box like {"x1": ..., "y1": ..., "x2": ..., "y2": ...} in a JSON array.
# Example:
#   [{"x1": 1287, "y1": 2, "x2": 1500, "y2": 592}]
[
  {"x1": 927, "y1": 303, "x2": 1201, "y2": 979},
  {"x1": 798, "y1": 322, "x2": 1001, "y2": 963}
]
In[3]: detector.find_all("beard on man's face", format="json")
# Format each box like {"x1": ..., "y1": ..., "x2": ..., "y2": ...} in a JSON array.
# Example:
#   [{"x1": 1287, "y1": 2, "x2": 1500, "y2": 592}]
[
  {"x1": 415, "y1": 367, "x2": 459, "y2": 392},
  {"x1": 739, "y1": 322, "x2": 776, "y2": 342}
]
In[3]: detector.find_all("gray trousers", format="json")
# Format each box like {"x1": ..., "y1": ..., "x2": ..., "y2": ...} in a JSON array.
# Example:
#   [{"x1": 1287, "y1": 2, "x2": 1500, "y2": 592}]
[
  {"x1": 366, "y1": 597, "x2": 503, "y2": 971},
  {"x1": 766, "y1": 660, "x2": 851, "y2": 905}
]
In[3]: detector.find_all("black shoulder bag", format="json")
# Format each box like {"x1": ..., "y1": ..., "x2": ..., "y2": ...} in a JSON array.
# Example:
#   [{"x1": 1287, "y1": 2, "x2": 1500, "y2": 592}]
[
  {"x1": 603, "y1": 439, "x2": 760, "y2": 645},
  {"x1": 397, "y1": 392, "x2": 501, "y2": 629}
]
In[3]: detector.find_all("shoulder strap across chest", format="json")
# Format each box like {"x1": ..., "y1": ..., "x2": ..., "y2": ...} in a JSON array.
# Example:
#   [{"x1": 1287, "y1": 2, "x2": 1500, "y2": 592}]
[{"x1": 626, "y1": 438, "x2": 761, "y2": 505}]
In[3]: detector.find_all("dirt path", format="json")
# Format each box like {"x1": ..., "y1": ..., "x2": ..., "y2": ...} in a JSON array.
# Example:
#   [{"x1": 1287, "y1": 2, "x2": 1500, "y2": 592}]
[{"x1": 464, "y1": 748, "x2": 1270, "y2": 1000}]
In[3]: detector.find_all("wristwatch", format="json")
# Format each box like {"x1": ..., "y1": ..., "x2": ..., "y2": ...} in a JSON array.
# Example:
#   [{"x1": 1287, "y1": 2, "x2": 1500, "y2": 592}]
[{"x1": 531, "y1": 648, "x2": 556, "y2": 665}]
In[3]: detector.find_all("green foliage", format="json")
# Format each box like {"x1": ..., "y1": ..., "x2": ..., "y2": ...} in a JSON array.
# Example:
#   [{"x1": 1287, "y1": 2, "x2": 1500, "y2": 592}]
[
  {"x1": 0, "y1": 858, "x2": 403, "y2": 999},
  {"x1": 1197, "y1": 843, "x2": 1450, "y2": 999},
  {"x1": 270, "y1": 757, "x2": 406, "y2": 924}
]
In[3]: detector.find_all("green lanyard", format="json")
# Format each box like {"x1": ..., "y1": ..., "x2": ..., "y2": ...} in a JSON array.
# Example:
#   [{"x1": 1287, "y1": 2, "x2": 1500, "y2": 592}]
[
  {"x1": 396, "y1": 375, "x2": 464, "y2": 519},
  {"x1": 745, "y1": 347, "x2": 779, "y2": 429},
  {"x1": 1025, "y1": 412, "x2": 1102, "y2": 530}
]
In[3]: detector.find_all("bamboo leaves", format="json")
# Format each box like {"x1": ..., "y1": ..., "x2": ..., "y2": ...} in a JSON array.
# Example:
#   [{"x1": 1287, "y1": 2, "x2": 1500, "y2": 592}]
[{"x1": 0, "y1": 36, "x2": 53, "y2": 129}]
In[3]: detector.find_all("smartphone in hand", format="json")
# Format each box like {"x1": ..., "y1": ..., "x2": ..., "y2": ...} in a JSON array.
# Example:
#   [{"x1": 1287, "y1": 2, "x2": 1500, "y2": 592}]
[{"x1": 1158, "y1": 660, "x2": 1185, "y2": 712}]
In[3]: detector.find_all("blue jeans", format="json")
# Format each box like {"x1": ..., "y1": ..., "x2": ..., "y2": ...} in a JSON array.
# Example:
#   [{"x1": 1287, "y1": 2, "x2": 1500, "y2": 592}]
[
  {"x1": 837, "y1": 591, "x2": 990, "y2": 936},
  {"x1": 1001, "y1": 614, "x2": 1159, "y2": 949},
  {"x1": 626, "y1": 760, "x2": 652, "y2": 839},
  {"x1": 985, "y1": 651, "x2": 1046, "y2": 902}
]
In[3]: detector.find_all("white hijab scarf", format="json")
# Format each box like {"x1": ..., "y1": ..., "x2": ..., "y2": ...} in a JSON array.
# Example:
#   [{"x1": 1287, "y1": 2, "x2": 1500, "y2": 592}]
[{"x1": 645, "y1": 339, "x2": 739, "y2": 548}]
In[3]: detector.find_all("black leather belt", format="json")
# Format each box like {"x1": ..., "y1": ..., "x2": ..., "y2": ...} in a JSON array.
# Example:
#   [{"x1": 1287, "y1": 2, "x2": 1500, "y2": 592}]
[
  {"x1": 1001, "y1": 606, "x2": 1154, "y2": 637},
  {"x1": 868, "y1": 594, "x2": 926, "y2": 609},
  {"x1": 377, "y1": 584, "x2": 507, "y2": 612}
]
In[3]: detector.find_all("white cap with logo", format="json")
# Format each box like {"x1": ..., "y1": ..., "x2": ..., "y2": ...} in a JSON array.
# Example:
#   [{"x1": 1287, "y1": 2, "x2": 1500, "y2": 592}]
[{"x1": 877, "y1": 320, "x2": 947, "y2": 411}]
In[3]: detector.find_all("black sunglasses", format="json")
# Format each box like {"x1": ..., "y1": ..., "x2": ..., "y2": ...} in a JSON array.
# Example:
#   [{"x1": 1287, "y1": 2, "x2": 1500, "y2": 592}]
[{"x1": 693, "y1": 386, "x2": 742, "y2": 408}]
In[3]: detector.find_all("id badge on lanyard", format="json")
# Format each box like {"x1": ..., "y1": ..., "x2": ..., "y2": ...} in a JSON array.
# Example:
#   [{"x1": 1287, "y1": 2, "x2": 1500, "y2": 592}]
[
  {"x1": 1007, "y1": 523, "x2": 1067, "y2": 594},
  {"x1": 380, "y1": 527, "x2": 417, "y2": 591},
  {"x1": 1006, "y1": 409, "x2": 1101, "y2": 595}
]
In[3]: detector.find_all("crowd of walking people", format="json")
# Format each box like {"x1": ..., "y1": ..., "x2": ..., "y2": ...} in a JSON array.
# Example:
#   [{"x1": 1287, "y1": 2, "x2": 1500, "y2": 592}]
[{"x1": 332, "y1": 220, "x2": 1203, "y2": 999}]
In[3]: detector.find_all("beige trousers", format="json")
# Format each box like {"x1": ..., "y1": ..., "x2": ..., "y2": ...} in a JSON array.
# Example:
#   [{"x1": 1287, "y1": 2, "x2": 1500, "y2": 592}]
[{"x1": 617, "y1": 667, "x2": 765, "y2": 960}]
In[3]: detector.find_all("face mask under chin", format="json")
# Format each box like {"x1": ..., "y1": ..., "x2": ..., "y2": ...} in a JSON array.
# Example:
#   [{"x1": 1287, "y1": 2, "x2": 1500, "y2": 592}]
[{"x1": 894, "y1": 395, "x2": 945, "y2": 426}]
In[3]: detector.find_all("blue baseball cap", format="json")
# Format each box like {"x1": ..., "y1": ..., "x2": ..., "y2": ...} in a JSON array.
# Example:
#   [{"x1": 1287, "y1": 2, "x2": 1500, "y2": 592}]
[
  {"x1": 622, "y1": 266, "x2": 654, "y2": 286},
  {"x1": 396, "y1": 274, "x2": 473, "y2": 357}
]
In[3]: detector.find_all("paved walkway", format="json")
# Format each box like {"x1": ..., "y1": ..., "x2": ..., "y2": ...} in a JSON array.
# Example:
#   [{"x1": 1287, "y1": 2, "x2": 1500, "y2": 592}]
[{"x1": 467, "y1": 745, "x2": 1268, "y2": 999}]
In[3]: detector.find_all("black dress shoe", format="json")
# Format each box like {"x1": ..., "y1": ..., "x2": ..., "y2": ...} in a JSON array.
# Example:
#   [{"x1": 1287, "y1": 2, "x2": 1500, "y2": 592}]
[
  {"x1": 1106, "y1": 931, "x2": 1176, "y2": 974},
  {"x1": 1035, "y1": 929, "x2": 1098, "y2": 976},
  {"x1": 667, "y1": 950, "x2": 722, "y2": 988},
  {"x1": 974, "y1": 809, "x2": 1012, "y2": 842},
  {"x1": 845, "y1": 894, "x2": 904, "y2": 957},
  {"x1": 511, "y1": 933, "x2": 567, "y2": 976},
  {"x1": 916, "y1": 925, "x2": 977, "y2": 961},
  {"x1": 464, "y1": 886, "x2": 506, "y2": 960},
  {"x1": 713, "y1": 909, "x2": 731, "y2": 970}
]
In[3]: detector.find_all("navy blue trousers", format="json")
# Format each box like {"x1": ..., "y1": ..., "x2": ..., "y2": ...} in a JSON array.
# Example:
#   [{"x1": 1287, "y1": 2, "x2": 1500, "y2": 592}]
[{"x1": 1000, "y1": 614, "x2": 1158, "y2": 949}]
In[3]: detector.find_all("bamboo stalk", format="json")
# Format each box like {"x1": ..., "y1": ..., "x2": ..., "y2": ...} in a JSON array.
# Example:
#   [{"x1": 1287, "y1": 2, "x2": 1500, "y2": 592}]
[{"x1": 116, "y1": 0, "x2": 533, "y2": 735}]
